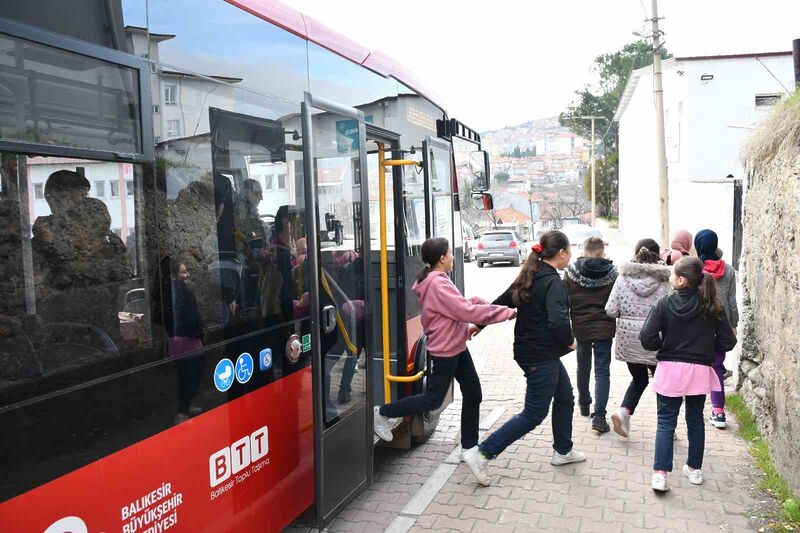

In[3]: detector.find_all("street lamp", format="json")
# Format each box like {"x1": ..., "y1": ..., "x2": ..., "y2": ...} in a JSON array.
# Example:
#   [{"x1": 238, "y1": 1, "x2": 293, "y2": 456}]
[{"x1": 573, "y1": 115, "x2": 606, "y2": 227}]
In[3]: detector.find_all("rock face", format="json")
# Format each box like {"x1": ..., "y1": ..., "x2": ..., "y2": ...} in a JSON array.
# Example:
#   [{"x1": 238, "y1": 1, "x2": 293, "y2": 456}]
[{"x1": 739, "y1": 95, "x2": 800, "y2": 494}]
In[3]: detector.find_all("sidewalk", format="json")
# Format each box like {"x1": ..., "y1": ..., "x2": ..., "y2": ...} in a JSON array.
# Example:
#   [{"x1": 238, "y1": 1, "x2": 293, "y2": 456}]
[{"x1": 318, "y1": 314, "x2": 761, "y2": 533}]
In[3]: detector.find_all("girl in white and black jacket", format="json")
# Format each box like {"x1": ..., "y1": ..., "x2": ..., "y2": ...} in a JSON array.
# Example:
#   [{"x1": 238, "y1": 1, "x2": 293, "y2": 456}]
[{"x1": 605, "y1": 239, "x2": 671, "y2": 438}]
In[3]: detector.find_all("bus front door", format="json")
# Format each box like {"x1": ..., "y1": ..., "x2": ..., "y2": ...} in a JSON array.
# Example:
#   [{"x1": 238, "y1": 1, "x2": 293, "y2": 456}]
[{"x1": 301, "y1": 92, "x2": 373, "y2": 527}]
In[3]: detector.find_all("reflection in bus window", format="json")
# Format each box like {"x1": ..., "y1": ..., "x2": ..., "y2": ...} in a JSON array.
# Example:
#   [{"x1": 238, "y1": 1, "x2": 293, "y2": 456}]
[
  {"x1": 429, "y1": 145, "x2": 454, "y2": 240},
  {"x1": 367, "y1": 148, "x2": 395, "y2": 250},
  {"x1": 0, "y1": 155, "x2": 155, "y2": 408},
  {"x1": 154, "y1": 99, "x2": 309, "y2": 383}
]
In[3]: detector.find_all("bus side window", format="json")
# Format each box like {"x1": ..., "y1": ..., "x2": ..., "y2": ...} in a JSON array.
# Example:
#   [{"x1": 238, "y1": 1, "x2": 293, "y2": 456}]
[{"x1": 0, "y1": 156, "x2": 159, "y2": 408}]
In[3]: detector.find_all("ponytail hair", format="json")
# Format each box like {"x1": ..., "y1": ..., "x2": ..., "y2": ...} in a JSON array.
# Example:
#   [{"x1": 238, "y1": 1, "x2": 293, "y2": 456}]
[
  {"x1": 416, "y1": 237, "x2": 450, "y2": 283},
  {"x1": 510, "y1": 230, "x2": 570, "y2": 306},
  {"x1": 673, "y1": 257, "x2": 722, "y2": 320},
  {"x1": 633, "y1": 238, "x2": 661, "y2": 264}
]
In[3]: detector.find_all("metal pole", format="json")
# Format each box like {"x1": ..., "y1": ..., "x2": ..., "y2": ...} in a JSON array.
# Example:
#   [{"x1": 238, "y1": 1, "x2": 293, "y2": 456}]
[
  {"x1": 652, "y1": 0, "x2": 670, "y2": 248},
  {"x1": 793, "y1": 38, "x2": 800, "y2": 88},
  {"x1": 576, "y1": 115, "x2": 604, "y2": 226},
  {"x1": 590, "y1": 117, "x2": 596, "y2": 227}
]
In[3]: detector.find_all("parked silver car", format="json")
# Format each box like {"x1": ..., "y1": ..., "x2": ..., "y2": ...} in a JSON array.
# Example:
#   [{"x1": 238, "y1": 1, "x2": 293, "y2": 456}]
[{"x1": 476, "y1": 230, "x2": 528, "y2": 267}]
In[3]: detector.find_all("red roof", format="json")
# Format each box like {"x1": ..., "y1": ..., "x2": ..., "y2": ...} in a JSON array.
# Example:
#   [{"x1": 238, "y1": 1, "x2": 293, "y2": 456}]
[
  {"x1": 494, "y1": 207, "x2": 531, "y2": 223},
  {"x1": 226, "y1": 0, "x2": 441, "y2": 109}
]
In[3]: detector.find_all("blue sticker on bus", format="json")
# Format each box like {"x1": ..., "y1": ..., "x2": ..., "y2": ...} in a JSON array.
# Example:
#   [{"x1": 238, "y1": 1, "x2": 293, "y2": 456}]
[
  {"x1": 259, "y1": 348, "x2": 272, "y2": 371},
  {"x1": 236, "y1": 353, "x2": 254, "y2": 384},
  {"x1": 214, "y1": 358, "x2": 234, "y2": 392}
]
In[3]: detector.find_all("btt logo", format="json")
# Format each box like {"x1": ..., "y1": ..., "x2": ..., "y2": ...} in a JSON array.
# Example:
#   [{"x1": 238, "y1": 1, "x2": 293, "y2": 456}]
[{"x1": 209, "y1": 426, "x2": 269, "y2": 487}]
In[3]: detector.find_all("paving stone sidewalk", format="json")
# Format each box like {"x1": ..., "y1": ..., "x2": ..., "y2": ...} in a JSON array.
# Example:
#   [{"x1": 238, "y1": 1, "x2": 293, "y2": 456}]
[{"x1": 313, "y1": 311, "x2": 764, "y2": 533}]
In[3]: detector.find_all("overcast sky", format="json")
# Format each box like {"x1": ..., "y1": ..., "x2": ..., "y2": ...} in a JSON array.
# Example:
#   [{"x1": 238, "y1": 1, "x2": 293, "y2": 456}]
[{"x1": 290, "y1": 0, "x2": 800, "y2": 131}]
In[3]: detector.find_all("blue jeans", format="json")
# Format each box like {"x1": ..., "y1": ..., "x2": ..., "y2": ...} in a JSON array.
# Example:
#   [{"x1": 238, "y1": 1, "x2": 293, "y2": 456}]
[
  {"x1": 576, "y1": 339, "x2": 612, "y2": 417},
  {"x1": 654, "y1": 394, "x2": 706, "y2": 472},
  {"x1": 380, "y1": 349, "x2": 481, "y2": 449},
  {"x1": 479, "y1": 359, "x2": 574, "y2": 459}
]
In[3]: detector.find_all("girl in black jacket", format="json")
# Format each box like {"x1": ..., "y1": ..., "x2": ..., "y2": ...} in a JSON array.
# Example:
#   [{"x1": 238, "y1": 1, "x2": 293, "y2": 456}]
[
  {"x1": 639, "y1": 257, "x2": 736, "y2": 492},
  {"x1": 463, "y1": 231, "x2": 587, "y2": 486}
]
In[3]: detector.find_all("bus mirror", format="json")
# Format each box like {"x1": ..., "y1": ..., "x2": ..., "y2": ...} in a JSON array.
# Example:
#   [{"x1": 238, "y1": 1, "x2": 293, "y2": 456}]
[
  {"x1": 469, "y1": 150, "x2": 490, "y2": 191},
  {"x1": 471, "y1": 192, "x2": 494, "y2": 211}
]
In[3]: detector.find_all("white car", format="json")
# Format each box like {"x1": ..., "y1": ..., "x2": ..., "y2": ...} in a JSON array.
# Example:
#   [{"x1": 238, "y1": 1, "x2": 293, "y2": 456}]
[{"x1": 561, "y1": 225, "x2": 608, "y2": 257}]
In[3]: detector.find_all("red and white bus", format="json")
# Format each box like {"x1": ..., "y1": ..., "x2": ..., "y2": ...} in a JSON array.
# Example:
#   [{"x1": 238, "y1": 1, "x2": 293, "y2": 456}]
[{"x1": 0, "y1": 1, "x2": 491, "y2": 531}]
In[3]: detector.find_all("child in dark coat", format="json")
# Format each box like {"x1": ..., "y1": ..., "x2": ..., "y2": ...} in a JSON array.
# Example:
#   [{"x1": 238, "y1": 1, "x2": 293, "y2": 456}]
[{"x1": 564, "y1": 237, "x2": 617, "y2": 433}]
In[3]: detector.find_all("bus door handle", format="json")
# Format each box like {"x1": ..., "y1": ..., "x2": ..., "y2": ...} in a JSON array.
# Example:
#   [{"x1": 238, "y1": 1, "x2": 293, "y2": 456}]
[{"x1": 322, "y1": 305, "x2": 337, "y2": 334}]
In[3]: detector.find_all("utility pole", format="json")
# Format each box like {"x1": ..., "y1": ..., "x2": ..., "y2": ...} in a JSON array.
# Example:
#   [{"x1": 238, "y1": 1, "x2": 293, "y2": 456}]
[
  {"x1": 577, "y1": 115, "x2": 604, "y2": 227},
  {"x1": 651, "y1": 0, "x2": 670, "y2": 247}
]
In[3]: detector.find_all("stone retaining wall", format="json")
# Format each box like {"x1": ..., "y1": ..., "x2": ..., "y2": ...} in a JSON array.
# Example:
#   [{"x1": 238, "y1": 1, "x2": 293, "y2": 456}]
[{"x1": 738, "y1": 95, "x2": 800, "y2": 493}]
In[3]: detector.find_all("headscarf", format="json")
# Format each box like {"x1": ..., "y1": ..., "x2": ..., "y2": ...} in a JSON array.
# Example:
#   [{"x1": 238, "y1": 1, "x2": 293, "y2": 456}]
[
  {"x1": 693, "y1": 229, "x2": 720, "y2": 262},
  {"x1": 660, "y1": 229, "x2": 693, "y2": 265}
]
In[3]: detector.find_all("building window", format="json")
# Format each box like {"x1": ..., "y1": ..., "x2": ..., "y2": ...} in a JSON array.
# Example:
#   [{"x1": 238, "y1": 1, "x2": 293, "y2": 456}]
[
  {"x1": 163, "y1": 84, "x2": 177, "y2": 105},
  {"x1": 263, "y1": 174, "x2": 274, "y2": 190},
  {"x1": 34, "y1": 183, "x2": 44, "y2": 199},
  {"x1": 277, "y1": 173, "x2": 286, "y2": 190},
  {"x1": 755, "y1": 93, "x2": 782, "y2": 107},
  {"x1": 95, "y1": 180, "x2": 105, "y2": 198},
  {"x1": 110, "y1": 181, "x2": 120, "y2": 197},
  {"x1": 152, "y1": 104, "x2": 160, "y2": 114},
  {"x1": 126, "y1": 180, "x2": 134, "y2": 196},
  {"x1": 165, "y1": 120, "x2": 181, "y2": 137}
]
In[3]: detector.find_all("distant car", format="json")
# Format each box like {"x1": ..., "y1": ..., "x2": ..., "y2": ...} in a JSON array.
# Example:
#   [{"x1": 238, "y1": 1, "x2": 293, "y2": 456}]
[
  {"x1": 475, "y1": 230, "x2": 528, "y2": 268},
  {"x1": 462, "y1": 224, "x2": 477, "y2": 262},
  {"x1": 560, "y1": 226, "x2": 609, "y2": 258},
  {"x1": 560, "y1": 217, "x2": 584, "y2": 227}
]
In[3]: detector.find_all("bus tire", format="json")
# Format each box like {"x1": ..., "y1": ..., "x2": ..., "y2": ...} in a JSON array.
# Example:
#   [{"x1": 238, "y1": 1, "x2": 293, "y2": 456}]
[
  {"x1": 410, "y1": 336, "x2": 441, "y2": 444},
  {"x1": 477, "y1": 261, "x2": 484, "y2": 268}
]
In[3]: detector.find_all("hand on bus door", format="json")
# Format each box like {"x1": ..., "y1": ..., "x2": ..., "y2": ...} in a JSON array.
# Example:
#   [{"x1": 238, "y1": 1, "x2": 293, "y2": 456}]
[
  {"x1": 468, "y1": 324, "x2": 481, "y2": 339},
  {"x1": 508, "y1": 309, "x2": 517, "y2": 320}
]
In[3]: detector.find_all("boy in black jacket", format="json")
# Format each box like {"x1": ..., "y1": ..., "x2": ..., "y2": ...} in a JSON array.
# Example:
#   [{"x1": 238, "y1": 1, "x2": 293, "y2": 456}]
[{"x1": 564, "y1": 237, "x2": 617, "y2": 433}]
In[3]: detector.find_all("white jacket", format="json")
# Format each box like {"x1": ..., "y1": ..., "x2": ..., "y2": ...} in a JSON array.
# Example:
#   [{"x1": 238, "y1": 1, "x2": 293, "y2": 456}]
[{"x1": 605, "y1": 261, "x2": 672, "y2": 365}]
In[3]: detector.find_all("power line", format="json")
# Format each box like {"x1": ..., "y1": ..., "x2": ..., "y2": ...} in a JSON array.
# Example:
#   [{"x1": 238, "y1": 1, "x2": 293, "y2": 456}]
[{"x1": 756, "y1": 57, "x2": 791, "y2": 94}]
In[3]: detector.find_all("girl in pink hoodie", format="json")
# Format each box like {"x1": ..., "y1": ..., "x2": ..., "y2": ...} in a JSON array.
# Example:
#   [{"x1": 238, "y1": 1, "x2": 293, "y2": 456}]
[{"x1": 373, "y1": 237, "x2": 516, "y2": 449}]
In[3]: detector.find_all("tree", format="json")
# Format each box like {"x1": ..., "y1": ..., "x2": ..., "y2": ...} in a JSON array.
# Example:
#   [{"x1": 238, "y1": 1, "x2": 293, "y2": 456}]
[
  {"x1": 539, "y1": 184, "x2": 590, "y2": 228},
  {"x1": 583, "y1": 153, "x2": 618, "y2": 218},
  {"x1": 559, "y1": 40, "x2": 671, "y2": 216},
  {"x1": 494, "y1": 172, "x2": 510, "y2": 184}
]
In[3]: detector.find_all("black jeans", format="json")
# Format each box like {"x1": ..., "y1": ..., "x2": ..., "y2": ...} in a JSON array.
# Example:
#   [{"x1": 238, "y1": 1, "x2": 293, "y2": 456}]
[
  {"x1": 479, "y1": 359, "x2": 574, "y2": 459},
  {"x1": 621, "y1": 363, "x2": 657, "y2": 415},
  {"x1": 379, "y1": 349, "x2": 481, "y2": 449},
  {"x1": 576, "y1": 339, "x2": 612, "y2": 417},
  {"x1": 654, "y1": 394, "x2": 706, "y2": 471}
]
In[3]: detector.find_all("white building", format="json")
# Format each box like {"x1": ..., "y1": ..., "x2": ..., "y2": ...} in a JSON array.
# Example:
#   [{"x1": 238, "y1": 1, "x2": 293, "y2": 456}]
[{"x1": 614, "y1": 51, "x2": 794, "y2": 260}]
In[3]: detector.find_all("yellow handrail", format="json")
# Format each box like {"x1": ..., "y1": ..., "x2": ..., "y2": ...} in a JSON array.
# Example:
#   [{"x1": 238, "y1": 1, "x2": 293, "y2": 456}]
[{"x1": 378, "y1": 144, "x2": 424, "y2": 403}]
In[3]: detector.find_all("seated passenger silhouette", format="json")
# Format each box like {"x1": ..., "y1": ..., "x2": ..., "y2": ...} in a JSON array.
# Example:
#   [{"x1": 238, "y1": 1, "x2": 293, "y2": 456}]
[{"x1": 35, "y1": 194, "x2": 130, "y2": 345}]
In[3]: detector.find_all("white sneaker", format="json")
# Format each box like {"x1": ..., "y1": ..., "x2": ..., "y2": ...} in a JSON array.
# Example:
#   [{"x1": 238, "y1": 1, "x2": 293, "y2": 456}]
[
  {"x1": 683, "y1": 464, "x2": 703, "y2": 485},
  {"x1": 550, "y1": 449, "x2": 587, "y2": 466},
  {"x1": 462, "y1": 446, "x2": 491, "y2": 486},
  {"x1": 459, "y1": 446, "x2": 476, "y2": 462},
  {"x1": 611, "y1": 408, "x2": 631, "y2": 438},
  {"x1": 651, "y1": 472, "x2": 669, "y2": 492},
  {"x1": 373, "y1": 406, "x2": 394, "y2": 442}
]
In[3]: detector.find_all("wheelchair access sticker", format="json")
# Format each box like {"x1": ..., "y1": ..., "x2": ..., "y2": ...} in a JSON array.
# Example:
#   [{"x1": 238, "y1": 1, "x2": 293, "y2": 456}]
[{"x1": 235, "y1": 353, "x2": 254, "y2": 384}]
